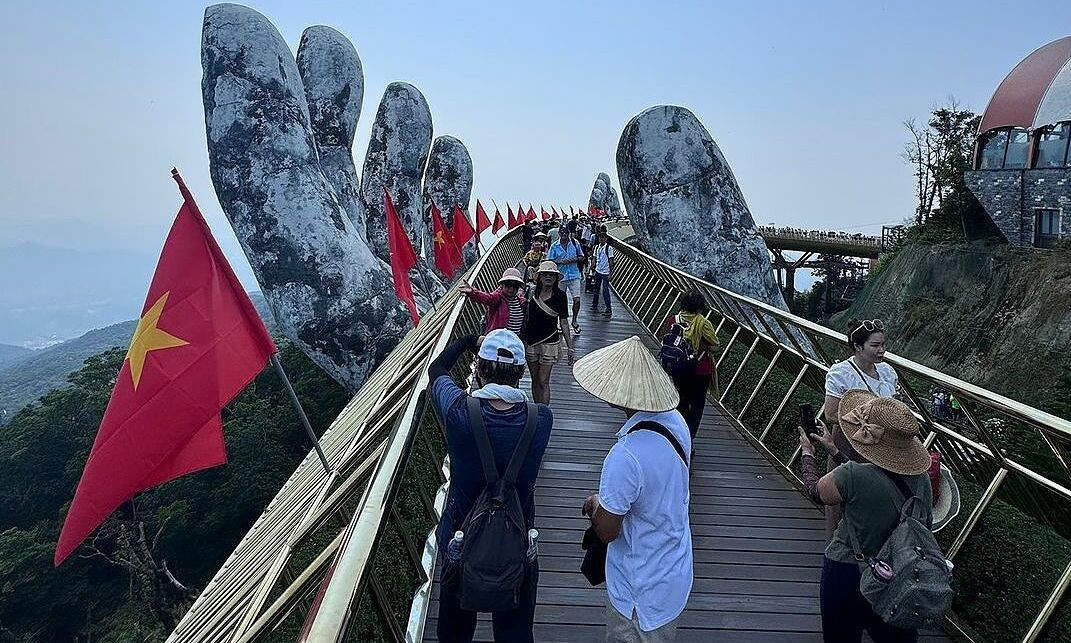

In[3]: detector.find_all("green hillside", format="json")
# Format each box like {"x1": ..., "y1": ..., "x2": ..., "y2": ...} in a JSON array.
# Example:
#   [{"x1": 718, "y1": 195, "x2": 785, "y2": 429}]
[{"x1": 0, "y1": 294, "x2": 274, "y2": 422}]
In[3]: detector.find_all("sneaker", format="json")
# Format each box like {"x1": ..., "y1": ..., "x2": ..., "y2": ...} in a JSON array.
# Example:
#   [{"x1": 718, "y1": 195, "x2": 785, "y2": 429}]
[
  {"x1": 602, "y1": 309, "x2": 612, "y2": 318},
  {"x1": 572, "y1": 322, "x2": 582, "y2": 335}
]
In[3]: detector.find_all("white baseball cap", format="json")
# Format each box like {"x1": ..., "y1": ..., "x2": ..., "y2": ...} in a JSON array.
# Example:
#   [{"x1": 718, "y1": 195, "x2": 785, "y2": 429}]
[{"x1": 477, "y1": 329, "x2": 526, "y2": 365}]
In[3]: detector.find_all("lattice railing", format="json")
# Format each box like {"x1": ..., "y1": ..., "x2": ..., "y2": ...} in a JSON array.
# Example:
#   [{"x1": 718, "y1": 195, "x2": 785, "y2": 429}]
[
  {"x1": 166, "y1": 229, "x2": 523, "y2": 643},
  {"x1": 605, "y1": 236, "x2": 1071, "y2": 643}
]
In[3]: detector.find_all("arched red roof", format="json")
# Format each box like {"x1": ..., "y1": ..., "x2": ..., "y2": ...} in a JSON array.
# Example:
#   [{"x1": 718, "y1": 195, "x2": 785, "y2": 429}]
[{"x1": 978, "y1": 36, "x2": 1071, "y2": 134}]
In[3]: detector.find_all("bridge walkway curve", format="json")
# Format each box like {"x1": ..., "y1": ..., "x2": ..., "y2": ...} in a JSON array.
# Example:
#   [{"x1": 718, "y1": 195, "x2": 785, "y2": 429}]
[{"x1": 421, "y1": 291, "x2": 948, "y2": 642}]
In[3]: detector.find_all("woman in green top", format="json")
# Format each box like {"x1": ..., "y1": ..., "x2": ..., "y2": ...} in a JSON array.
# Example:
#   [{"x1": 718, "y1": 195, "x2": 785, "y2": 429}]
[
  {"x1": 663, "y1": 290, "x2": 719, "y2": 438},
  {"x1": 799, "y1": 390, "x2": 934, "y2": 643}
]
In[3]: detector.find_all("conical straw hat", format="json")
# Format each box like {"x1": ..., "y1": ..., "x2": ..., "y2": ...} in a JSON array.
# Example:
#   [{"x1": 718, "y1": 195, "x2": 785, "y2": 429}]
[{"x1": 573, "y1": 336, "x2": 680, "y2": 412}]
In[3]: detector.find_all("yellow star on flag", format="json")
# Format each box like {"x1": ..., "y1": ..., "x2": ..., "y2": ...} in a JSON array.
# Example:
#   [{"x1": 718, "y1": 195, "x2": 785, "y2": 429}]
[
  {"x1": 434, "y1": 230, "x2": 446, "y2": 247},
  {"x1": 125, "y1": 291, "x2": 189, "y2": 390}
]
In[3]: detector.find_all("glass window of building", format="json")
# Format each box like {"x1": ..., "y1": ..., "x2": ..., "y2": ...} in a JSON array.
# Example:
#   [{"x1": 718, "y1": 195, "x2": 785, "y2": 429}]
[
  {"x1": 1004, "y1": 128, "x2": 1030, "y2": 168},
  {"x1": 1035, "y1": 208, "x2": 1061, "y2": 248},
  {"x1": 979, "y1": 130, "x2": 1009, "y2": 169},
  {"x1": 1035, "y1": 123, "x2": 1070, "y2": 168}
]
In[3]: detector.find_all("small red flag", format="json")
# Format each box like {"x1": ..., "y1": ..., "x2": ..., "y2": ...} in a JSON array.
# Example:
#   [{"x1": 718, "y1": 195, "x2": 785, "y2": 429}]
[
  {"x1": 452, "y1": 204, "x2": 476, "y2": 249},
  {"x1": 54, "y1": 170, "x2": 278, "y2": 566},
  {"x1": 386, "y1": 190, "x2": 420, "y2": 325},
  {"x1": 551, "y1": 206, "x2": 559, "y2": 219},
  {"x1": 507, "y1": 204, "x2": 518, "y2": 229},
  {"x1": 432, "y1": 203, "x2": 463, "y2": 278},
  {"x1": 492, "y1": 207, "x2": 505, "y2": 233},
  {"x1": 526, "y1": 205, "x2": 537, "y2": 222},
  {"x1": 570, "y1": 205, "x2": 575, "y2": 216},
  {"x1": 475, "y1": 200, "x2": 491, "y2": 234},
  {"x1": 541, "y1": 207, "x2": 550, "y2": 221}
]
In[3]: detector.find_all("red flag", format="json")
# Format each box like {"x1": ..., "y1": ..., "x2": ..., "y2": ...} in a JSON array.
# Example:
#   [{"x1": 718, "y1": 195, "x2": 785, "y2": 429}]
[
  {"x1": 54, "y1": 170, "x2": 277, "y2": 566},
  {"x1": 507, "y1": 204, "x2": 518, "y2": 229},
  {"x1": 492, "y1": 207, "x2": 505, "y2": 233},
  {"x1": 475, "y1": 200, "x2": 491, "y2": 234},
  {"x1": 432, "y1": 203, "x2": 463, "y2": 278},
  {"x1": 526, "y1": 205, "x2": 537, "y2": 222},
  {"x1": 386, "y1": 190, "x2": 420, "y2": 325},
  {"x1": 452, "y1": 204, "x2": 476, "y2": 249},
  {"x1": 570, "y1": 205, "x2": 575, "y2": 216},
  {"x1": 551, "y1": 206, "x2": 559, "y2": 219},
  {"x1": 541, "y1": 206, "x2": 550, "y2": 221}
]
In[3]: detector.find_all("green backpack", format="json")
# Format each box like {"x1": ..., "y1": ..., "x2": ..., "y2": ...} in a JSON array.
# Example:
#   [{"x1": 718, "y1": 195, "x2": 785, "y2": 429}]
[{"x1": 846, "y1": 469, "x2": 955, "y2": 630}]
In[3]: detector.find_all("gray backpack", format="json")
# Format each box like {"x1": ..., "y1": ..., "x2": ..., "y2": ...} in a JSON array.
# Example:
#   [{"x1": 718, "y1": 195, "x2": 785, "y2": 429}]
[{"x1": 847, "y1": 469, "x2": 954, "y2": 630}]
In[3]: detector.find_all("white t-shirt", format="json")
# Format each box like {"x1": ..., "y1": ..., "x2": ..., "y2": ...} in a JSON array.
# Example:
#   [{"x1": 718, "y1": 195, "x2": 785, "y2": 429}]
[
  {"x1": 825, "y1": 358, "x2": 898, "y2": 399},
  {"x1": 593, "y1": 244, "x2": 614, "y2": 274},
  {"x1": 599, "y1": 410, "x2": 693, "y2": 631}
]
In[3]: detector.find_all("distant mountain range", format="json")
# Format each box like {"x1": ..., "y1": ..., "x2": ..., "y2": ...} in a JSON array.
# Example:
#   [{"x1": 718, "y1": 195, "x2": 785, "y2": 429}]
[
  {"x1": 0, "y1": 242, "x2": 158, "y2": 347},
  {"x1": 0, "y1": 293, "x2": 274, "y2": 422}
]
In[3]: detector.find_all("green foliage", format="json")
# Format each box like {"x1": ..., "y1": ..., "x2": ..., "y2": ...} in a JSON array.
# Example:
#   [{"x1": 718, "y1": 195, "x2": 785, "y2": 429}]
[
  {"x1": 903, "y1": 102, "x2": 987, "y2": 242},
  {"x1": 0, "y1": 340, "x2": 348, "y2": 641}
]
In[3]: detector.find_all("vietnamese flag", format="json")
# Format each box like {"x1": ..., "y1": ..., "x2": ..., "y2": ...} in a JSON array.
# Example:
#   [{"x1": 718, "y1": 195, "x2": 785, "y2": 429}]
[
  {"x1": 507, "y1": 204, "x2": 518, "y2": 229},
  {"x1": 451, "y1": 204, "x2": 476, "y2": 250},
  {"x1": 551, "y1": 206, "x2": 559, "y2": 219},
  {"x1": 541, "y1": 206, "x2": 550, "y2": 221},
  {"x1": 526, "y1": 205, "x2": 537, "y2": 222},
  {"x1": 386, "y1": 190, "x2": 420, "y2": 325},
  {"x1": 492, "y1": 206, "x2": 505, "y2": 233},
  {"x1": 432, "y1": 203, "x2": 463, "y2": 278},
  {"x1": 54, "y1": 170, "x2": 277, "y2": 566},
  {"x1": 475, "y1": 200, "x2": 491, "y2": 234}
]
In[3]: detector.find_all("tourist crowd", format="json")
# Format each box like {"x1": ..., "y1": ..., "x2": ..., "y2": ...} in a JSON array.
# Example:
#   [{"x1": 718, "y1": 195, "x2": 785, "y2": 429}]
[{"x1": 429, "y1": 222, "x2": 959, "y2": 642}]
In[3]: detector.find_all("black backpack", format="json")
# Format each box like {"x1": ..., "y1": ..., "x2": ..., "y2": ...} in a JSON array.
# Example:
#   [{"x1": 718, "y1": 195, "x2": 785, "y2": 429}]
[
  {"x1": 659, "y1": 315, "x2": 696, "y2": 377},
  {"x1": 456, "y1": 397, "x2": 539, "y2": 612}
]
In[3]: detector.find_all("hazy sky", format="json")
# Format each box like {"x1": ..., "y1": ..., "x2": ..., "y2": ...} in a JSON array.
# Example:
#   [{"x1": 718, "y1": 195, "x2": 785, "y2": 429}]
[{"x1": 2, "y1": 0, "x2": 1070, "y2": 289}]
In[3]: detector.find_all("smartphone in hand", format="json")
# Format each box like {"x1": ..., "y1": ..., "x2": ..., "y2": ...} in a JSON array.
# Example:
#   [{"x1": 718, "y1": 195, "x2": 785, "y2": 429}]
[{"x1": 800, "y1": 403, "x2": 816, "y2": 432}]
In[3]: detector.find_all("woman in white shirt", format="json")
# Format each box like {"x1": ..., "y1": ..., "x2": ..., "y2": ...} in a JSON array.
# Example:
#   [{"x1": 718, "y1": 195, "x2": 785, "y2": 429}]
[{"x1": 821, "y1": 318, "x2": 898, "y2": 534}]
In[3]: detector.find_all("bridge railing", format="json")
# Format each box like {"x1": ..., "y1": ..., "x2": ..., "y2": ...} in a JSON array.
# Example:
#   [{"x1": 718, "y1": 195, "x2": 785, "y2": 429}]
[
  {"x1": 166, "y1": 229, "x2": 523, "y2": 643},
  {"x1": 758, "y1": 226, "x2": 883, "y2": 247},
  {"x1": 606, "y1": 236, "x2": 1071, "y2": 643}
]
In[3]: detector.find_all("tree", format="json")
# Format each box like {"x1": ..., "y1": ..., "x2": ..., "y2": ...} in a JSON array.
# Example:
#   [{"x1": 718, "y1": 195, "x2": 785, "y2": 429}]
[
  {"x1": 0, "y1": 340, "x2": 349, "y2": 641},
  {"x1": 903, "y1": 100, "x2": 981, "y2": 233}
]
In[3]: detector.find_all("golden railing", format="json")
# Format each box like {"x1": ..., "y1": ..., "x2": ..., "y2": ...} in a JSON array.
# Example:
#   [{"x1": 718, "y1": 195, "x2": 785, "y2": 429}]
[
  {"x1": 166, "y1": 228, "x2": 524, "y2": 643},
  {"x1": 605, "y1": 236, "x2": 1071, "y2": 643},
  {"x1": 169, "y1": 225, "x2": 1071, "y2": 643}
]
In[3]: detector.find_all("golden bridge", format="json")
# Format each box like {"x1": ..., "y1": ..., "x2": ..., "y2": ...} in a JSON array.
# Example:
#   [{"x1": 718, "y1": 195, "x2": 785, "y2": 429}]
[{"x1": 166, "y1": 225, "x2": 1071, "y2": 642}]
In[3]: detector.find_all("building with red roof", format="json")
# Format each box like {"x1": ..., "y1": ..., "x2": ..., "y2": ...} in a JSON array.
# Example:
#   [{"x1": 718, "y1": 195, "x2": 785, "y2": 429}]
[{"x1": 967, "y1": 36, "x2": 1071, "y2": 247}]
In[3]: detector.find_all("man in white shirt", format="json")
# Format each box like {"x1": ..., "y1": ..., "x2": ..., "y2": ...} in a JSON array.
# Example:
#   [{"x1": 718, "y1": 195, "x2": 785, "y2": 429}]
[
  {"x1": 591, "y1": 229, "x2": 614, "y2": 317},
  {"x1": 573, "y1": 336, "x2": 693, "y2": 642}
]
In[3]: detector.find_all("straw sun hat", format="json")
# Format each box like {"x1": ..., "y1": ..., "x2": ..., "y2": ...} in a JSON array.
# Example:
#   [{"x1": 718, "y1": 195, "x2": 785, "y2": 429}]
[
  {"x1": 839, "y1": 390, "x2": 932, "y2": 475},
  {"x1": 537, "y1": 260, "x2": 562, "y2": 276},
  {"x1": 932, "y1": 464, "x2": 962, "y2": 532},
  {"x1": 498, "y1": 268, "x2": 525, "y2": 285},
  {"x1": 572, "y1": 336, "x2": 679, "y2": 412}
]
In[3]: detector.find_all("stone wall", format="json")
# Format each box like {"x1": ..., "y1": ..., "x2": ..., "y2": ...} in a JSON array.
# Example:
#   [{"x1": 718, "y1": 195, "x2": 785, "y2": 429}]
[{"x1": 966, "y1": 167, "x2": 1071, "y2": 246}]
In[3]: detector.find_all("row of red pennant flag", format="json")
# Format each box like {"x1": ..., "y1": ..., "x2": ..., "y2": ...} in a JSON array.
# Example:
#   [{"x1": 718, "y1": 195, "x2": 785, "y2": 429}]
[
  {"x1": 55, "y1": 172, "x2": 604, "y2": 567},
  {"x1": 386, "y1": 193, "x2": 601, "y2": 325}
]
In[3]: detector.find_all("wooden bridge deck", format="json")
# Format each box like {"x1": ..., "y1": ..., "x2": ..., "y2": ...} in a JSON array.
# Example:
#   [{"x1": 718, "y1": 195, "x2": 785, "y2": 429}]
[{"x1": 422, "y1": 290, "x2": 949, "y2": 642}]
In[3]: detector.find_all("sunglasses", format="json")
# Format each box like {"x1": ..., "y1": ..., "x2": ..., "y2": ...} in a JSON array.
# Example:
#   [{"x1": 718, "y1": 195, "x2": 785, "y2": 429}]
[{"x1": 851, "y1": 319, "x2": 885, "y2": 337}]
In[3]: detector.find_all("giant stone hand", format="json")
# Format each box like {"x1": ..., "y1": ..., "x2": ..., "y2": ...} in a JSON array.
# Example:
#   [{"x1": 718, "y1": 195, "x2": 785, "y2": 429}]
[
  {"x1": 201, "y1": 4, "x2": 470, "y2": 391},
  {"x1": 616, "y1": 105, "x2": 788, "y2": 311}
]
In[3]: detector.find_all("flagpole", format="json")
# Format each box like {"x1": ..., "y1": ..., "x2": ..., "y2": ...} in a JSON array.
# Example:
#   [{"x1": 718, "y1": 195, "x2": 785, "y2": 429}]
[{"x1": 271, "y1": 354, "x2": 332, "y2": 474}]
